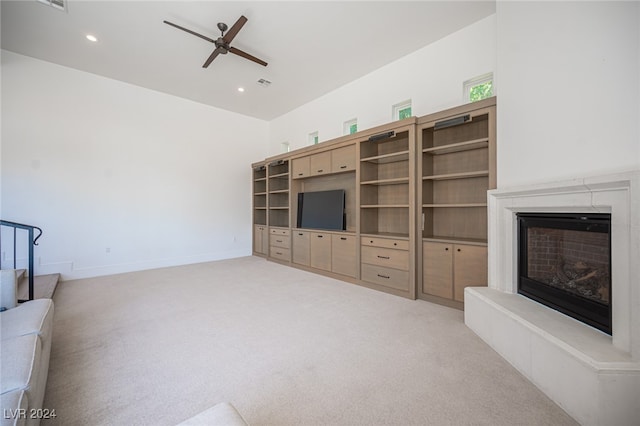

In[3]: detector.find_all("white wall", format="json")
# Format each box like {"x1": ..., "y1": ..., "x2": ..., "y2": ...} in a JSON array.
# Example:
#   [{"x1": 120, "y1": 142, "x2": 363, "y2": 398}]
[
  {"x1": 496, "y1": 1, "x2": 640, "y2": 188},
  {"x1": 1, "y1": 51, "x2": 269, "y2": 279},
  {"x1": 268, "y1": 15, "x2": 496, "y2": 154}
]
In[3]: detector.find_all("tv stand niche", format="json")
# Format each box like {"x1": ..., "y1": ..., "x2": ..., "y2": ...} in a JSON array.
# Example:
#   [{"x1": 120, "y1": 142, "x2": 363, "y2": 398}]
[{"x1": 252, "y1": 97, "x2": 496, "y2": 306}]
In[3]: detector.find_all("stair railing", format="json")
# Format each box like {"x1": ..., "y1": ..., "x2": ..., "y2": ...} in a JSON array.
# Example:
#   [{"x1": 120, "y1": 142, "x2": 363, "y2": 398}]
[{"x1": 0, "y1": 220, "x2": 43, "y2": 301}]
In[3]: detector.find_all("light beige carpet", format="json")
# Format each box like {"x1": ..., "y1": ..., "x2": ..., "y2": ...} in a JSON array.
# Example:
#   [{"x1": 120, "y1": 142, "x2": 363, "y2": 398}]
[{"x1": 43, "y1": 256, "x2": 577, "y2": 426}]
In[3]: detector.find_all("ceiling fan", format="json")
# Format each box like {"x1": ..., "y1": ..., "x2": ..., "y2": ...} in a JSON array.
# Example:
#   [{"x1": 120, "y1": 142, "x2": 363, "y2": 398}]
[{"x1": 163, "y1": 15, "x2": 268, "y2": 68}]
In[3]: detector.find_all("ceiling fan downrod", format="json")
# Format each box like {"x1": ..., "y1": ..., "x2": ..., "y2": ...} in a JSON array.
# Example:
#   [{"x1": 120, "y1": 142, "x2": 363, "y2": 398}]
[{"x1": 217, "y1": 22, "x2": 228, "y2": 36}]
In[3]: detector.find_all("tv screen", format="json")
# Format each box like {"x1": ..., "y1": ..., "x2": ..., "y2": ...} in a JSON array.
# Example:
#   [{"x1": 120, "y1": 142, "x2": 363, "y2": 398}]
[{"x1": 297, "y1": 189, "x2": 346, "y2": 231}]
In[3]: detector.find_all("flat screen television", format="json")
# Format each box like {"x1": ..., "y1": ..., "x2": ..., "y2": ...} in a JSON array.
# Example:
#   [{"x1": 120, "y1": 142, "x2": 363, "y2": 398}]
[{"x1": 297, "y1": 189, "x2": 346, "y2": 231}]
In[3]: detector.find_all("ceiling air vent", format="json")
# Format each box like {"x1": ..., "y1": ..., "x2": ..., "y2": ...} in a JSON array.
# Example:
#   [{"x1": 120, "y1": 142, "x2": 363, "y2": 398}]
[
  {"x1": 37, "y1": 0, "x2": 67, "y2": 12},
  {"x1": 257, "y1": 79, "x2": 272, "y2": 88}
]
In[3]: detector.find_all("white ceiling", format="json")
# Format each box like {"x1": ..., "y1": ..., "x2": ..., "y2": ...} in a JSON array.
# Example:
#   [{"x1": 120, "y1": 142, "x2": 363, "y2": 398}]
[{"x1": 1, "y1": 1, "x2": 495, "y2": 120}]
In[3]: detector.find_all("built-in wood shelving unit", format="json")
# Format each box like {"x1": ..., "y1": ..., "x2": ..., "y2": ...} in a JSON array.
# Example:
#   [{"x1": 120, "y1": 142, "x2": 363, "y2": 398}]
[{"x1": 251, "y1": 97, "x2": 496, "y2": 307}]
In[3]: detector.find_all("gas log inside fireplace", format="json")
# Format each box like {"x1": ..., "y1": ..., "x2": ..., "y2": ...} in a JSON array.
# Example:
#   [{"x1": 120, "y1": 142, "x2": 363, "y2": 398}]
[{"x1": 517, "y1": 213, "x2": 611, "y2": 334}]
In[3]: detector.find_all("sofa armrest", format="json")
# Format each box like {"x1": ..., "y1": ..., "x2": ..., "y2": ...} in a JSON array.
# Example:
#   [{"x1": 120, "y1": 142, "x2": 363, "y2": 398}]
[{"x1": 1, "y1": 269, "x2": 18, "y2": 311}]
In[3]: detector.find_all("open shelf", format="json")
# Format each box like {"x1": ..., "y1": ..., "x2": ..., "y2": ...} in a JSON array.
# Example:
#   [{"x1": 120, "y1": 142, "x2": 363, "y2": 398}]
[
  {"x1": 267, "y1": 159, "x2": 290, "y2": 228},
  {"x1": 269, "y1": 172, "x2": 289, "y2": 179},
  {"x1": 421, "y1": 206, "x2": 488, "y2": 241},
  {"x1": 361, "y1": 177, "x2": 410, "y2": 186},
  {"x1": 422, "y1": 235, "x2": 487, "y2": 246},
  {"x1": 423, "y1": 171, "x2": 489, "y2": 181},
  {"x1": 254, "y1": 210, "x2": 267, "y2": 226},
  {"x1": 359, "y1": 126, "x2": 412, "y2": 242},
  {"x1": 422, "y1": 137, "x2": 489, "y2": 155},
  {"x1": 361, "y1": 205, "x2": 410, "y2": 236},
  {"x1": 423, "y1": 203, "x2": 487, "y2": 208},
  {"x1": 361, "y1": 150, "x2": 410, "y2": 164},
  {"x1": 361, "y1": 232, "x2": 410, "y2": 240},
  {"x1": 360, "y1": 130, "x2": 410, "y2": 159},
  {"x1": 252, "y1": 163, "x2": 270, "y2": 255}
]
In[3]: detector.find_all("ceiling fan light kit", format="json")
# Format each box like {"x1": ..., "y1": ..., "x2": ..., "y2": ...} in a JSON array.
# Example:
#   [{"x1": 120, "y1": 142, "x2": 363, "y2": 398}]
[{"x1": 163, "y1": 15, "x2": 268, "y2": 68}]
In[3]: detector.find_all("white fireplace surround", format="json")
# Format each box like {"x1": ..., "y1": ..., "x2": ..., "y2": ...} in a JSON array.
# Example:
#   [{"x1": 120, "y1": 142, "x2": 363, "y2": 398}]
[{"x1": 465, "y1": 171, "x2": 640, "y2": 426}]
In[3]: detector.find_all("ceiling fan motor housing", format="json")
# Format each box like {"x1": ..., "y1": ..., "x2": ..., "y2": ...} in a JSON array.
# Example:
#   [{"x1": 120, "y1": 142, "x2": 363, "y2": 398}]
[{"x1": 215, "y1": 37, "x2": 229, "y2": 53}]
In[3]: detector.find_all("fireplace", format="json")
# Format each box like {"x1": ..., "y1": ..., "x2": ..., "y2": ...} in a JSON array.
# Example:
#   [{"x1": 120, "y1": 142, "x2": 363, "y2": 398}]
[
  {"x1": 465, "y1": 173, "x2": 639, "y2": 425},
  {"x1": 517, "y1": 213, "x2": 611, "y2": 334}
]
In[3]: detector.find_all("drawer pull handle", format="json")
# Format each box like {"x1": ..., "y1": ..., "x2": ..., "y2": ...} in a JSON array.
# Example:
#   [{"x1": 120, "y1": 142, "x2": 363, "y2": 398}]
[
  {"x1": 377, "y1": 255, "x2": 390, "y2": 259},
  {"x1": 317, "y1": 235, "x2": 323, "y2": 238},
  {"x1": 457, "y1": 248, "x2": 461, "y2": 252},
  {"x1": 298, "y1": 233, "x2": 304, "y2": 236},
  {"x1": 276, "y1": 239, "x2": 283, "y2": 243},
  {"x1": 298, "y1": 173, "x2": 304, "y2": 176},
  {"x1": 340, "y1": 165, "x2": 347, "y2": 169},
  {"x1": 445, "y1": 248, "x2": 449, "y2": 251},
  {"x1": 276, "y1": 252, "x2": 282, "y2": 255},
  {"x1": 317, "y1": 169, "x2": 323, "y2": 173},
  {"x1": 340, "y1": 237, "x2": 347, "y2": 240},
  {"x1": 377, "y1": 274, "x2": 390, "y2": 279}
]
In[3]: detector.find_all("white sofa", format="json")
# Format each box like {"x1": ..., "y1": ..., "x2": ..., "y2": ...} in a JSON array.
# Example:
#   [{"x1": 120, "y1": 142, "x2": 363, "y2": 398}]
[
  {"x1": 177, "y1": 402, "x2": 248, "y2": 426},
  {"x1": 1, "y1": 270, "x2": 54, "y2": 426}
]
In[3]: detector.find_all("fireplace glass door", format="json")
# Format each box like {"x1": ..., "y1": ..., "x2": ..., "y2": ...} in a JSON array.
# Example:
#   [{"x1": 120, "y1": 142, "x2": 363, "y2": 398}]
[{"x1": 517, "y1": 213, "x2": 611, "y2": 334}]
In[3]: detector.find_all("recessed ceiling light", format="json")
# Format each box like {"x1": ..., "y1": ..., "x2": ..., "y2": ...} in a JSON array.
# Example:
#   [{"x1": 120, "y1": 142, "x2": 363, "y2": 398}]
[
  {"x1": 86, "y1": 35, "x2": 98, "y2": 42},
  {"x1": 238, "y1": 87, "x2": 245, "y2": 92}
]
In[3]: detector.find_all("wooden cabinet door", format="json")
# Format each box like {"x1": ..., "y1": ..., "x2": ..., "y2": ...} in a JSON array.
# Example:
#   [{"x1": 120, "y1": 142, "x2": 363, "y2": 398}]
[
  {"x1": 331, "y1": 234, "x2": 356, "y2": 277},
  {"x1": 423, "y1": 242, "x2": 453, "y2": 299},
  {"x1": 292, "y1": 231, "x2": 310, "y2": 266},
  {"x1": 310, "y1": 151, "x2": 331, "y2": 176},
  {"x1": 254, "y1": 225, "x2": 268, "y2": 255},
  {"x1": 453, "y1": 245, "x2": 487, "y2": 302},
  {"x1": 331, "y1": 145, "x2": 356, "y2": 173},
  {"x1": 292, "y1": 156, "x2": 310, "y2": 179},
  {"x1": 310, "y1": 232, "x2": 331, "y2": 271}
]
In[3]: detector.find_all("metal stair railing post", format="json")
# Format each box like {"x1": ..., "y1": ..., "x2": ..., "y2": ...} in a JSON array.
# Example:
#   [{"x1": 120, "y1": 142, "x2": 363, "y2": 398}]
[{"x1": 0, "y1": 220, "x2": 43, "y2": 301}]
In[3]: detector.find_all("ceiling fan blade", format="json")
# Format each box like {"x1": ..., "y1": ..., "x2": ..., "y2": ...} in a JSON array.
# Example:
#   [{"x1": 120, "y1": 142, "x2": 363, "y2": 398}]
[
  {"x1": 229, "y1": 47, "x2": 268, "y2": 67},
  {"x1": 164, "y1": 21, "x2": 215, "y2": 44},
  {"x1": 203, "y1": 47, "x2": 225, "y2": 68},
  {"x1": 223, "y1": 15, "x2": 248, "y2": 43}
]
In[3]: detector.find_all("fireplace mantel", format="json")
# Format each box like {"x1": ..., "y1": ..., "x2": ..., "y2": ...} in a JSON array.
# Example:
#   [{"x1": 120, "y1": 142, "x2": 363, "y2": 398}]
[{"x1": 465, "y1": 171, "x2": 640, "y2": 426}]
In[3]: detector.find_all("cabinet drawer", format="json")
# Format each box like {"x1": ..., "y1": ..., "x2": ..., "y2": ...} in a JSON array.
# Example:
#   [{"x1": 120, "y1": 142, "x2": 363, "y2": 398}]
[
  {"x1": 361, "y1": 245, "x2": 409, "y2": 271},
  {"x1": 361, "y1": 237, "x2": 409, "y2": 250},
  {"x1": 331, "y1": 145, "x2": 356, "y2": 173},
  {"x1": 331, "y1": 234, "x2": 356, "y2": 277},
  {"x1": 270, "y1": 247, "x2": 290, "y2": 262},
  {"x1": 361, "y1": 264, "x2": 409, "y2": 291},
  {"x1": 270, "y1": 234, "x2": 290, "y2": 249},
  {"x1": 270, "y1": 228, "x2": 290, "y2": 236}
]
